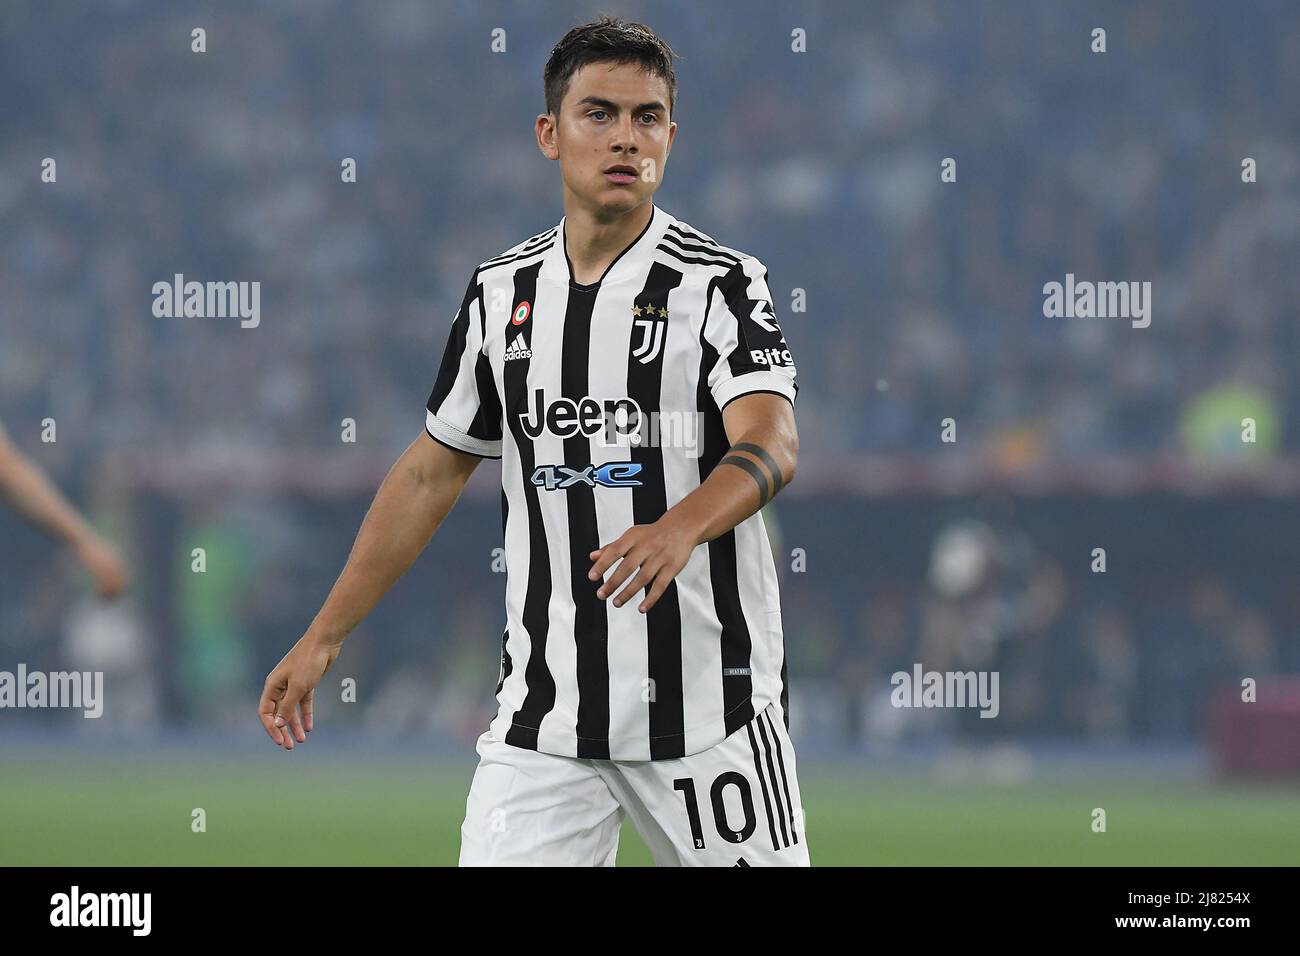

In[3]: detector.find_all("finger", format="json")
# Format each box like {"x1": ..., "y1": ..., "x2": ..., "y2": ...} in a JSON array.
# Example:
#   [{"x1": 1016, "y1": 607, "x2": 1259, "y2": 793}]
[
  {"x1": 259, "y1": 682, "x2": 287, "y2": 745},
  {"x1": 288, "y1": 689, "x2": 308, "y2": 743},
  {"x1": 300, "y1": 688, "x2": 314, "y2": 733},
  {"x1": 259, "y1": 705, "x2": 283, "y2": 746},
  {"x1": 276, "y1": 685, "x2": 305, "y2": 749},
  {"x1": 96, "y1": 564, "x2": 124, "y2": 599},
  {"x1": 108, "y1": 557, "x2": 129, "y2": 594},
  {"x1": 598, "y1": 547, "x2": 646, "y2": 599},
  {"x1": 638, "y1": 571, "x2": 676, "y2": 613},
  {"x1": 612, "y1": 562, "x2": 657, "y2": 608},
  {"x1": 588, "y1": 537, "x2": 631, "y2": 581},
  {"x1": 282, "y1": 694, "x2": 306, "y2": 744}
]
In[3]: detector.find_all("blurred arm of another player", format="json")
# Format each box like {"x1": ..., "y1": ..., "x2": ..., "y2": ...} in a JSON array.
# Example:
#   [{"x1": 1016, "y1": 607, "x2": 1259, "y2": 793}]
[
  {"x1": 0, "y1": 418, "x2": 129, "y2": 599},
  {"x1": 259, "y1": 431, "x2": 481, "y2": 750},
  {"x1": 588, "y1": 392, "x2": 797, "y2": 614}
]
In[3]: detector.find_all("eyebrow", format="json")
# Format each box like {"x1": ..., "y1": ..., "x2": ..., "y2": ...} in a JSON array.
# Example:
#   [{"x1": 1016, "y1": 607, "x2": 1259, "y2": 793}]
[{"x1": 574, "y1": 96, "x2": 666, "y2": 114}]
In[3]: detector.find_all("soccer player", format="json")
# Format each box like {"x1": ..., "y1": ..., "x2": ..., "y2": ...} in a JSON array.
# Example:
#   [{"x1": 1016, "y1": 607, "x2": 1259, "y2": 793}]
[
  {"x1": 259, "y1": 16, "x2": 807, "y2": 866},
  {"x1": 0, "y1": 418, "x2": 129, "y2": 599}
]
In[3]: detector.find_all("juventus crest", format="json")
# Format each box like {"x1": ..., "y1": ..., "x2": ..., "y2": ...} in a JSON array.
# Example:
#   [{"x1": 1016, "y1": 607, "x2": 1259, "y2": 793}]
[{"x1": 631, "y1": 304, "x2": 669, "y2": 364}]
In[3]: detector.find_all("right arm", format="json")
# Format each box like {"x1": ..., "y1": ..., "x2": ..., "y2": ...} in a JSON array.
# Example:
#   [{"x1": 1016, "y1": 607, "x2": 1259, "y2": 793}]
[{"x1": 258, "y1": 431, "x2": 482, "y2": 749}]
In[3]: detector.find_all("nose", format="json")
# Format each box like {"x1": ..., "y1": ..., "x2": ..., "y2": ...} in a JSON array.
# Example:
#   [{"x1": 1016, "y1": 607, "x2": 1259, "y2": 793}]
[{"x1": 611, "y1": 115, "x2": 638, "y2": 153}]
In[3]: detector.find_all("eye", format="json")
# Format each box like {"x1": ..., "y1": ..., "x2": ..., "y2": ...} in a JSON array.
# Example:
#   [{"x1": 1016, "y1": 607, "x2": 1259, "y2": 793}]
[
  {"x1": 639, "y1": 113, "x2": 658, "y2": 124},
  {"x1": 589, "y1": 110, "x2": 608, "y2": 121}
]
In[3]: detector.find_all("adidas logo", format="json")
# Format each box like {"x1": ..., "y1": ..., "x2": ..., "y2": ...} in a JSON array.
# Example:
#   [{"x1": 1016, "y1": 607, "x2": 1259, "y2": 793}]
[{"x1": 504, "y1": 335, "x2": 532, "y2": 362}]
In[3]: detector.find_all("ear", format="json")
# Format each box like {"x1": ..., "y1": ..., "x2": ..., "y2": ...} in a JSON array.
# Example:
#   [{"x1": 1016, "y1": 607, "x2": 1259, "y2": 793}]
[{"x1": 536, "y1": 113, "x2": 559, "y2": 160}]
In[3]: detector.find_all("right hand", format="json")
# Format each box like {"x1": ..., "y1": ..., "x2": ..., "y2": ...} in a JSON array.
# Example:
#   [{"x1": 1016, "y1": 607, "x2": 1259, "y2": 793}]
[
  {"x1": 258, "y1": 635, "x2": 341, "y2": 750},
  {"x1": 75, "y1": 533, "x2": 130, "y2": 600}
]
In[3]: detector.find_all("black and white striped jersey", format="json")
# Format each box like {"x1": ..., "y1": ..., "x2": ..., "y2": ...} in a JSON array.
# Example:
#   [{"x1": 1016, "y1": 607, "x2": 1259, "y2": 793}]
[{"x1": 424, "y1": 203, "x2": 798, "y2": 760}]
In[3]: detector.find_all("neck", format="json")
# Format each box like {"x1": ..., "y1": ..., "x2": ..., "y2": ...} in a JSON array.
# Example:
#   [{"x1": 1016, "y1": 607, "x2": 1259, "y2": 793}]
[{"x1": 562, "y1": 198, "x2": 654, "y2": 285}]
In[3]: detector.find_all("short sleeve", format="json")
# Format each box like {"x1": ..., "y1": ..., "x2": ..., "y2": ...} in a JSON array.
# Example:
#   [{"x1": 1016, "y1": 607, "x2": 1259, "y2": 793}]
[
  {"x1": 424, "y1": 271, "x2": 503, "y2": 458},
  {"x1": 703, "y1": 256, "x2": 799, "y2": 412}
]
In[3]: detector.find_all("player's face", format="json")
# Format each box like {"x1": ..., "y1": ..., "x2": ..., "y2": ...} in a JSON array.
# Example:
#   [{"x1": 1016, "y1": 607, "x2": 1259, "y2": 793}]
[{"x1": 543, "y1": 61, "x2": 676, "y2": 218}]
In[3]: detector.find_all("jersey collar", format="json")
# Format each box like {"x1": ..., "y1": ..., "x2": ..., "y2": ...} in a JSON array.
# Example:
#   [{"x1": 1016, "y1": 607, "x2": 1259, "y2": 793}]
[{"x1": 542, "y1": 203, "x2": 674, "y2": 289}]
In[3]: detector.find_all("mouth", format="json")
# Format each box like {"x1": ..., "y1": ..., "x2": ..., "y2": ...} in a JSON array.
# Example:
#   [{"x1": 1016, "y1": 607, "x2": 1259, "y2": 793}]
[{"x1": 604, "y1": 165, "x2": 638, "y2": 185}]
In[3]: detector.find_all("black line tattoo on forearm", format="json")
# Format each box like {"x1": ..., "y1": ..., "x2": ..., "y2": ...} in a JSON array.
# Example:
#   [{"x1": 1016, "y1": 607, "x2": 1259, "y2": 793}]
[
  {"x1": 720, "y1": 454, "x2": 769, "y2": 505},
  {"x1": 732, "y1": 442, "x2": 785, "y2": 496},
  {"x1": 719, "y1": 442, "x2": 785, "y2": 507}
]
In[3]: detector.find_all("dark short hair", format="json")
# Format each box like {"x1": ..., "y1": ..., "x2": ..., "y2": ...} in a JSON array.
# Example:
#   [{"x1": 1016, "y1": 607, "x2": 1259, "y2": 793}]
[{"x1": 544, "y1": 15, "x2": 678, "y2": 117}]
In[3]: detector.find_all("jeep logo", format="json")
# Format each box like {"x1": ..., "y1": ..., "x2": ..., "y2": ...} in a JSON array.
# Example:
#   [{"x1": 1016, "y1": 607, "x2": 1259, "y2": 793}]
[{"x1": 518, "y1": 388, "x2": 643, "y2": 441}]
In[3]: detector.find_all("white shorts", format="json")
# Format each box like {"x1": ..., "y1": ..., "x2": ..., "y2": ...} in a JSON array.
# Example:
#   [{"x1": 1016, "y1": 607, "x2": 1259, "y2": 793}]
[{"x1": 459, "y1": 703, "x2": 810, "y2": 866}]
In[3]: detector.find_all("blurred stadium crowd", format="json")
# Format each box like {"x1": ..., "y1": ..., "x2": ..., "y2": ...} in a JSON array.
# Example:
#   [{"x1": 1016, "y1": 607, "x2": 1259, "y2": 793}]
[{"x1": 2, "y1": 1, "x2": 1299, "y2": 751}]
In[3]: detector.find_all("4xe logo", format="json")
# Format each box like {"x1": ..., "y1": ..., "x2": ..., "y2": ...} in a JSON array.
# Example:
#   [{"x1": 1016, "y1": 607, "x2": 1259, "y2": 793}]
[{"x1": 531, "y1": 462, "x2": 643, "y2": 491}]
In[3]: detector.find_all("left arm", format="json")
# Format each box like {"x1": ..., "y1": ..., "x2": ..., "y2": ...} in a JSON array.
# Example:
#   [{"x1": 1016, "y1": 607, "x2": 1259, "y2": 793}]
[
  {"x1": 587, "y1": 392, "x2": 797, "y2": 612},
  {"x1": 0, "y1": 419, "x2": 129, "y2": 599}
]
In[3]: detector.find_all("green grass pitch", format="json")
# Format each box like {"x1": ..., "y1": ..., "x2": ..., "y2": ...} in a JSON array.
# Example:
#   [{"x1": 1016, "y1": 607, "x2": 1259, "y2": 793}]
[{"x1": 2, "y1": 754, "x2": 1298, "y2": 866}]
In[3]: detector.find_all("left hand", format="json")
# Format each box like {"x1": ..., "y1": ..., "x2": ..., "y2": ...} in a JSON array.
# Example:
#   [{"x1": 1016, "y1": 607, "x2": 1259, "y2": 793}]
[{"x1": 588, "y1": 517, "x2": 697, "y2": 614}]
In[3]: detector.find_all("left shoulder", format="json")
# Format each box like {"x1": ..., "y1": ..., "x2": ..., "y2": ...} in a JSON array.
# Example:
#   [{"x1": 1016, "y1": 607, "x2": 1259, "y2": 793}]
[{"x1": 656, "y1": 212, "x2": 770, "y2": 276}]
